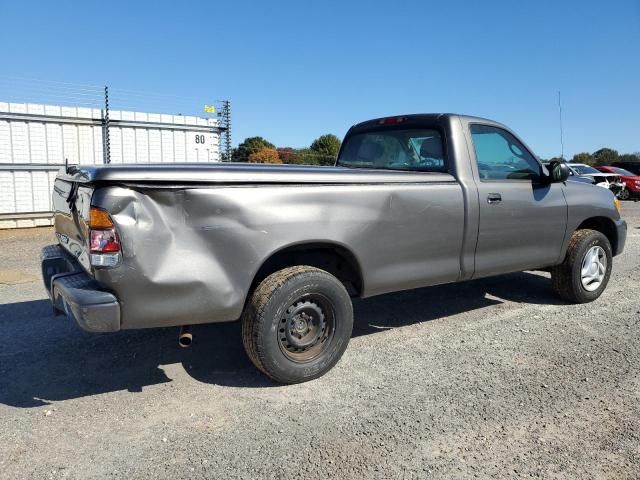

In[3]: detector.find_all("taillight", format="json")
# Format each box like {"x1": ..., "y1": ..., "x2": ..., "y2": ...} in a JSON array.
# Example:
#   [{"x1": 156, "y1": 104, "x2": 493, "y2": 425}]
[
  {"x1": 88, "y1": 207, "x2": 121, "y2": 267},
  {"x1": 90, "y1": 229, "x2": 120, "y2": 253}
]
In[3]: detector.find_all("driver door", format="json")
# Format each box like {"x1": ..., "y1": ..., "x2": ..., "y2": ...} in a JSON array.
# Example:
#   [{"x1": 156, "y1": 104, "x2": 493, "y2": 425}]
[{"x1": 470, "y1": 124, "x2": 568, "y2": 278}]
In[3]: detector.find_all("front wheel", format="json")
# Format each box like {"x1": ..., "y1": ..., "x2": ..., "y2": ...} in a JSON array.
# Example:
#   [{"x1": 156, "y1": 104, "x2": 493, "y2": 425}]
[
  {"x1": 242, "y1": 266, "x2": 353, "y2": 384},
  {"x1": 551, "y1": 229, "x2": 613, "y2": 303}
]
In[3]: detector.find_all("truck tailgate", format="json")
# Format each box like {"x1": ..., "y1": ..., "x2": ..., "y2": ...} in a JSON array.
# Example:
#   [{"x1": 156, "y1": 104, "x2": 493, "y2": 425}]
[{"x1": 51, "y1": 175, "x2": 95, "y2": 274}]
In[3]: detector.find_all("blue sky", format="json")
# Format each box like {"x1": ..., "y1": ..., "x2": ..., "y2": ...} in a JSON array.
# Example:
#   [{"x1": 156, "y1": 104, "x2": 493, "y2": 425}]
[{"x1": 0, "y1": 0, "x2": 638, "y2": 158}]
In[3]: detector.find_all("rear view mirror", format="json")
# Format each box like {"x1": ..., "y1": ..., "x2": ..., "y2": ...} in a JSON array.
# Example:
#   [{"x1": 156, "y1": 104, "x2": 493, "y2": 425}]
[{"x1": 548, "y1": 161, "x2": 570, "y2": 183}]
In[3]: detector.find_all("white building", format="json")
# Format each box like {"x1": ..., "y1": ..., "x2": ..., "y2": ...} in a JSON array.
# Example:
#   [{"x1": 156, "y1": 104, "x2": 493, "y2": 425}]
[{"x1": 0, "y1": 101, "x2": 222, "y2": 228}]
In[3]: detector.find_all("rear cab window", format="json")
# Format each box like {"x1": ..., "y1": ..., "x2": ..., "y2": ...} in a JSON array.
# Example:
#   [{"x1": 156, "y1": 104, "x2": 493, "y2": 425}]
[{"x1": 337, "y1": 128, "x2": 446, "y2": 173}]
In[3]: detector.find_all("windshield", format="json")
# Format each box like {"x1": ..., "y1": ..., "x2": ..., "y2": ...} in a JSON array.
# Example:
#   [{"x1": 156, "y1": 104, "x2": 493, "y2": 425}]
[
  {"x1": 337, "y1": 129, "x2": 446, "y2": 172},
  {"x1": 609, "y1": 167, "x2": 634, "y2": 176},
  {"x1": 571, "y1": 165, "x2": 600, "y2": 175}
]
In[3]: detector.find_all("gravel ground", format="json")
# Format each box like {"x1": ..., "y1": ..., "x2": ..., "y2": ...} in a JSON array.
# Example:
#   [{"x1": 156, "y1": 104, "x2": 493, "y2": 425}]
[{"x1": 0, "y1": 204, "x2": 639, "y2": 480}]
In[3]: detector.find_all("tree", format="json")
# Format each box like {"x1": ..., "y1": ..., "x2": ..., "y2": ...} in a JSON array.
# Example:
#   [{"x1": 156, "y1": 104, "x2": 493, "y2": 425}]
[
  {"x1": 277, "y1": 147, "x2": 299, "y2": 164},
  {"x1": 310, "y1": 134, "x2": 341, "y2": 166},
  {"x1": 592, "y1": 148, "x2": 619, "y2": 166},
  {"x1": 295, "y1": 148, "x2": 322, "y2": 166},
  {"x1": 619, "y1": 153, "x2": 640, "y2": 163},
  {"x1": 248, "y1": 147, "x2": 282, "y2": 164},
  {"x1": 572, "y1": 152, "x2": 595, "y2": 165},
  {"x1": 232, "y1": 137, "x2": 275, "y2": 162}
]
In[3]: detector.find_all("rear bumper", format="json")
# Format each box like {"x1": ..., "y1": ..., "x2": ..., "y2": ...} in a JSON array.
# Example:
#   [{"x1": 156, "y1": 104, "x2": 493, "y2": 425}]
[{"x1": 41, "y1": 244, "x2": 121, "y2": 332}]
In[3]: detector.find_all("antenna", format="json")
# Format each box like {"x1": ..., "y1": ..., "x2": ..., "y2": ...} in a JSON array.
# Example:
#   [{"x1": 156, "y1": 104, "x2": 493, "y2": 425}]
[{"x1": 558, "y1": 91, "x2": 564, "y2": 159}]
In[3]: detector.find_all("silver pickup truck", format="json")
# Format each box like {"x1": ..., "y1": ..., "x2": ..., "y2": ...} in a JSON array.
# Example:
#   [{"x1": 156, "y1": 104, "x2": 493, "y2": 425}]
[{"x1": 41, "y1": 114, "x2": 627, "y2": 383}]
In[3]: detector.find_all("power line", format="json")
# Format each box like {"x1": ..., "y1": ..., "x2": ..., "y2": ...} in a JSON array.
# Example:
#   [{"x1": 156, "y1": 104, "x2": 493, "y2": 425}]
[
  {"x1": 109, "y1": 86, "x2": 226, "y2": 104},
  {"x1": 0, "y1": 76, "x2": 104, "y2": 92}
]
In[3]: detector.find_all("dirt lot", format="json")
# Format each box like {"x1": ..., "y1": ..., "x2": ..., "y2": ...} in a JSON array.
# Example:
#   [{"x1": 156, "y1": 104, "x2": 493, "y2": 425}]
[{"x1": 0, "y1": 204, "x2": 638, "y2": 480}]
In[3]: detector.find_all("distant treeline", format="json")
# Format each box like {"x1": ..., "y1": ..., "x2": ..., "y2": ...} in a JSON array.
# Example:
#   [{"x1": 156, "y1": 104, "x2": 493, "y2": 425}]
[
  {"x1": 545, "y1": 148, "x2": 640, "y2": 166},
  {"x1": 228, "y1": 136, "x2": 640, "y2": 168},
  {"x1": 227, "y1": 134, "x2": 341, "y2": 165}
]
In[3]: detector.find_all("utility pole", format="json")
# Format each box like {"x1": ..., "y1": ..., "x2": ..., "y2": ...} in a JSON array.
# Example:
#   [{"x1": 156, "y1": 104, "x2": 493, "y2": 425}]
[
  {"x1": 103, "y1": 85, "x2": 111, "y2": 164},
  {"x1": 220, "y1": 100, "x2": 231, "y2": 161}
]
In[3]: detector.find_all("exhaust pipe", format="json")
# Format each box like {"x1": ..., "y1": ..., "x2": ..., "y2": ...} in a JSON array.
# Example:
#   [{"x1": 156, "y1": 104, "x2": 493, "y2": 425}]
[{"x1": 178, "y1": 325, "x2": 192, "y2": 348}]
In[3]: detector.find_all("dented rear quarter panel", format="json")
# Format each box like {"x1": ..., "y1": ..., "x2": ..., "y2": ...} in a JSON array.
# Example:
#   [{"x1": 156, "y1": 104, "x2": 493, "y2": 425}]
[{"x1": 91, "y1": 179, "x2": 465, "y2": 329}]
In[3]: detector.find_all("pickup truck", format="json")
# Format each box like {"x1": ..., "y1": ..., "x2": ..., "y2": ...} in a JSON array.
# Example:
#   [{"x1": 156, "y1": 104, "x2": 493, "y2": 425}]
[{"x1": 41, "y1": 114, "x2": 627, "y2": 384}]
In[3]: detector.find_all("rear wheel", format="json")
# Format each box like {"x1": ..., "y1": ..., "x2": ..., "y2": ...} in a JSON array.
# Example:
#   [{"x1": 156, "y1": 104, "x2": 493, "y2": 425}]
[
  {"x1": 242, "y1": 266, "x2": 353, "y2": 384},
  {"x1": 551, "y1": 229, "x2": 612, "y2": 303}
]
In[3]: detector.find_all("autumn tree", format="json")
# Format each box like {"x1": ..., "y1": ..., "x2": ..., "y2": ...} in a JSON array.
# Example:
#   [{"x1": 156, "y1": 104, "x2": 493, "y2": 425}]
[
  {"x1": 248, "y1": 147, "x2": 282, "y2": 164},
  {"x1": 232, "y1": 137, "x2": 275, "y2": 162},
  {"x1": 277, "y1": 147, "x2": 299, "y2": 164}
]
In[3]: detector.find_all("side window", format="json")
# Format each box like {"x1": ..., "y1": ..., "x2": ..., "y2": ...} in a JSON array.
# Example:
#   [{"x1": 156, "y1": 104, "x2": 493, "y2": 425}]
[{"x1": 470, "y1": 125, "x2": 541, "y2": 180}]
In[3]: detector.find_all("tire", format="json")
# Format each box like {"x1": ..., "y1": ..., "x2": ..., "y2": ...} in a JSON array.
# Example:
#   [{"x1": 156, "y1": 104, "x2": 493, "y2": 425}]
[
  {"x1": 551, "y1": 229, "x2": 613, "y2": 303},
  {"x1": 617, "y1": 189, "x2": 630, "y2": 201},
  {"x1": 242, "y1": 266, "x2": 353, "y2": 384}
]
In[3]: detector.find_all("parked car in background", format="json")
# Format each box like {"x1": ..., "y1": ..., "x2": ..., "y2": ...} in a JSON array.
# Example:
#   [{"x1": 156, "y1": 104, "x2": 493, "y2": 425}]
[
  {"x1": 567, "y1": 163, "x2": 626, "y2": 197},
  {"x1": 546, "y1": 162, "x2": 597, "y2": 186},
  {"x1": 595, "y1": 166, "x2": 640, "y2": 200},
  {"x1": 611, "y1": 161, "x2": 640, "y2": 176}
]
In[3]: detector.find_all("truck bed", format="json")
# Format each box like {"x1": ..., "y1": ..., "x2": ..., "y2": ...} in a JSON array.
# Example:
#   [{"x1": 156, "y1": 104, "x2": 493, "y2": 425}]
[
  {"x1": 57, "y1": 163, "x2": 457, "y2": 185},
  {"x1": 50, "y1": 163, "x2": 465, "y2": 330}
]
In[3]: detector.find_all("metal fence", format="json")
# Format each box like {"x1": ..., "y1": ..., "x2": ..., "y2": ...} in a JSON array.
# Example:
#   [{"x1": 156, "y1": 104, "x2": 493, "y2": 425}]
[{"x1": 0, "y1": 77, "x2": 231, "y2": 228}]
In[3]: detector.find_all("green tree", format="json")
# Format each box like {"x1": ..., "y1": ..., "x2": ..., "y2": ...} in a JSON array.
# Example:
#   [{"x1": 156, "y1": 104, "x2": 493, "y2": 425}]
[
  {"x1": 295, "y1": 148, "x2": 321, "y2": 166},
  {"x1": 310, "y1": 134, "x2": 341, "y2": 166},
  {"x1": 619, "y1": 153, "x2": 640, "y2": 163},
  {"x1": 232, "y1": 137, "x2": 275, "y2": 162},
  {"x1": 572, "y1": 152, "x2": 595, "y2": 165},
  {"x1": 592, "y1": 148, "x2": 619, "y2": 166}
]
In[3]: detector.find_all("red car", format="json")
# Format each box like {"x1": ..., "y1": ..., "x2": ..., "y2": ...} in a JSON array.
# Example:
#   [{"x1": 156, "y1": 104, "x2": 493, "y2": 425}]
[{"x1": 596, "y1": 166, "x2": 640, "y2": 200}]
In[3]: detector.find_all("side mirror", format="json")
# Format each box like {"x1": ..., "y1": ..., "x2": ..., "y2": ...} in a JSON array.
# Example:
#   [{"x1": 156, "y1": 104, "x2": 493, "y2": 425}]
[{"x1": 548, "y1": 160, "x2": 570, "y2": 183}]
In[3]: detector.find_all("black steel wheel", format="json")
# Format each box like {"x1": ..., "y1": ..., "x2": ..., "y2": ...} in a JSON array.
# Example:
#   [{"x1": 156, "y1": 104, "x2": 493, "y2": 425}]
[
  {"x1": 278, "y1": 295, "x2": 335, "y2": 362},
  {"x1": 242, "y1": 266, "x2": 353, "y2": 384}
]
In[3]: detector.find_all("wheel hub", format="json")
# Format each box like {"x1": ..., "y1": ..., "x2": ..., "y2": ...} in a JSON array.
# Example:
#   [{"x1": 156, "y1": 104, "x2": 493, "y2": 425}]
[
  {"x1": 581, "y1": 245, "x2": 606, "y2": 292},
  {"x1": 278, "y1": 297, "x2": 333, "y2": 361},
  {"x1": 293, "y1": 315, "x2": 309, "y2": 336}
]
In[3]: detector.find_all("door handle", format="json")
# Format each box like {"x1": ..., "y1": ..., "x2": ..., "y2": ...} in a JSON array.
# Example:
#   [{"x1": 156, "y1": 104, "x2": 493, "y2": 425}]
[{"x1": 487, "y1": 193, "x2": 502, "y2": 204}]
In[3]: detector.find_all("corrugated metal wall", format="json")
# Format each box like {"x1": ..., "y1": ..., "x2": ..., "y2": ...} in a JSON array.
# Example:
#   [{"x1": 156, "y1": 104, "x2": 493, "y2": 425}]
[
  {"x1": 0, "y1": 101, "x2": 221, "y2": 228},
  {"x1": 0, "y1": 167, "x2": 59, "y2": 215}
]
